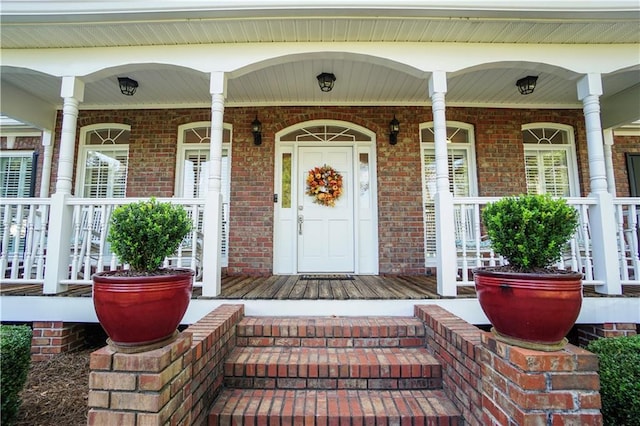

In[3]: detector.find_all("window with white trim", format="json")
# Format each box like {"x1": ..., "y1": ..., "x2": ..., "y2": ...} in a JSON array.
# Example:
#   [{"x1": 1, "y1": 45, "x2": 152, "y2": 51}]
[
  {"x1": 1, "y1": 151, "x2": 35, "y2": 198},
  {"x1": 1, "y1": 149, "x2": 40, "y2": 256},
  {"x1": 522, "y1": 124, "x2": 578, "y2": 197},
  {"x1": 420, "y1": 122, "x2": 477, "y2": 262},
  {"x1": 175, "y1": 122, "x2": 232, "y2": 265},
  {"x1": 77, "y1": 124, "x2": 130, "y2": 198}
]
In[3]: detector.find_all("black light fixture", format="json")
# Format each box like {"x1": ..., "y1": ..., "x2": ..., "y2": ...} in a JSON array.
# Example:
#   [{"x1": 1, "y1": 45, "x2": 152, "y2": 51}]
[
  {"x1": 316, "y1": 72, "x2": 336, "y2": 92},
  {"x1": 118, "y1": 77, "x2": 138, "y2": 96},
  {"x1": 516, "y1": 75, "x2": 538, "y2": 95},
  {"x1": 251, "y1": 116, "x2": 262, "y2": 146},
  {"x1": 389, "y1": 115, "x2": 400, "y2": 145}
]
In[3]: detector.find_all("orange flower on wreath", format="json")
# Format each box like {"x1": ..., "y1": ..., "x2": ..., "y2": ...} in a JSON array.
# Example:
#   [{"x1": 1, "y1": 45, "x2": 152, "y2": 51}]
[{"x1": 305, "y1": 164, "x2": 344, "y2": 207}]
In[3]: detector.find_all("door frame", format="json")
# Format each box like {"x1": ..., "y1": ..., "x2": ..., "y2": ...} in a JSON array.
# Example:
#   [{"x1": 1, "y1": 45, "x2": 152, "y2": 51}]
[{"x1": 273, "y1": 120, "x2": 379, "y2": 275}]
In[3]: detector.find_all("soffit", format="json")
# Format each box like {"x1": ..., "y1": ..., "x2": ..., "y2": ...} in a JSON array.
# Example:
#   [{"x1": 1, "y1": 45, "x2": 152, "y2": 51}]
[{"x1": 2, "y1": 16, "x2": 640, "y2": 49}]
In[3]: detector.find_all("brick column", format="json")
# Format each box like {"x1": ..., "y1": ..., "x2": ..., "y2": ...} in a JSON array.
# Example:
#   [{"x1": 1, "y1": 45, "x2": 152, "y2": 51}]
[
  {"x1": 31, "y1": 321, "x2": 86, "y2": 362},
  {"x1": 578, "y1": 323, "x2": 638, "y2": 347},
  {"x1": 88, "y1": 304, "x2": 244, "y2": 425},
  {"x1": 418, "y1": 305, "x2": 603, "y2": 426},
  {"x1": 88, "y1": 333, "x2": 193, "y2": 425},
  {"x1": 482, "y1": 333, "x2": 602, "y2": 425}
]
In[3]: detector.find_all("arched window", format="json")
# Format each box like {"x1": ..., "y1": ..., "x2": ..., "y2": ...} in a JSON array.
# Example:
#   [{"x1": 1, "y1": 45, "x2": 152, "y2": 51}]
[
  {"x1": 175, "y1": 122, "x2": 232, "y2": 265},
  {"x1": 76, "y1": 124, "x2": 130, "y2": 198},
  {"x1": 522, "y1": 123, "x2": 579, "y2": 196},
  {"x1": 420, "y1": 122, "x2": 478, "y2": 263},
  {"x1": 175, "y1": 122, "x2": 232, "y2": 198}
]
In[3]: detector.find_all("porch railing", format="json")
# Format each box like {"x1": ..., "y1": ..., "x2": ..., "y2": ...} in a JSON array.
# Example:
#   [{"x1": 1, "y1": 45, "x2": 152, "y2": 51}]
[
  {"x1": 65, "y1": 198, "x2": 205, "y2": 285},
  {"x1": 1, "y1": 197, "x2": 205, "y2": 288},
  {"x1": 453, "y1": 197, "x2": 608, "y2": 287},
  {"x1": 2, "y1": 195, "x2": 638, "y2": 295},
  {"x1": 0, "y1": 198, "x2": 51, "y2": 283},
  {"x1": 613, "y1": 197, "x2": 640, "y2": 285}
]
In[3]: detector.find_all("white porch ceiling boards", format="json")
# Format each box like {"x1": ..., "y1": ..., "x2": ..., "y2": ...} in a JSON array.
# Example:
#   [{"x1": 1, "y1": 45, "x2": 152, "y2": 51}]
[
  {"x1": 2, "y1": 0, "x2": 640, "y2": 48},
  {"x1": 2, "y1": 16, "x2": 640, "y2": 49}
]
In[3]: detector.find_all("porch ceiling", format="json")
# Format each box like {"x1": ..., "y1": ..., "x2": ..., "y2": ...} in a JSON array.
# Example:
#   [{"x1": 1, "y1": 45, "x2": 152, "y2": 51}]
[
  {"x1": 2, "y1": 60, "x2": 639, "y2": 112},
  {"x1": 2, "y1": 1, "x2": 640, "y2": 48},
  {"x1": 1, "y1": 2, "x2": 639, "y2": 126},
  {"x1": 2, "y1": 16, "x2": 640, "y2": 49}
]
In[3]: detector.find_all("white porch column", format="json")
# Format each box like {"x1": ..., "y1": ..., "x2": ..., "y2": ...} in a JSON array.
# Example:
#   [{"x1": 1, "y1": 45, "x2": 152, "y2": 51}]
[
  {"x1": 430, "y1": 71, "x2": 457, "y2": 296},
  {"x1": 577, "y1": 74, "x2": 621, "y2": 295},
  {"x1": 43, "y1": 77, "x2": 84, "y2": 294},
  {"x1": 39, "y1": 130, "x2": 54, "y2": 198},
  {"x1": 602, "y1": 128, "x2": 617, "y2": 196},
  {"x1": 201, "y1": 72, "x2": 227, "y2": 297}
]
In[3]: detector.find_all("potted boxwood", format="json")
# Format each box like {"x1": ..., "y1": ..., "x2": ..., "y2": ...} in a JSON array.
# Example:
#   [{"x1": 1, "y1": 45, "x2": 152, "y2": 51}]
[
  {"x1": 92, "y1": 198, "x2": 194, "y2": 353},
  {"x1": 473, "y1": 193, "x2": 582, "y2": 351}
]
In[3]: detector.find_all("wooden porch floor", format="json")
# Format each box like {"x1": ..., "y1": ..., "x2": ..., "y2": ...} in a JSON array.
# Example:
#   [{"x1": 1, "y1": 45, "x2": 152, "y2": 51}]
[
  {"x1": 204, "y1": 274, "x2": 475, "y2": 300},
  {"x1": 1, "y1": 274, "x2": 639, "y2": 300}
]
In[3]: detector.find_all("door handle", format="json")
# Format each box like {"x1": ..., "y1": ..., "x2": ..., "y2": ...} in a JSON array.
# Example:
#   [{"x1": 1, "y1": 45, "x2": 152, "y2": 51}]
[{"x1": 298, "y1": 215, "x2": 304, "y2": 235}]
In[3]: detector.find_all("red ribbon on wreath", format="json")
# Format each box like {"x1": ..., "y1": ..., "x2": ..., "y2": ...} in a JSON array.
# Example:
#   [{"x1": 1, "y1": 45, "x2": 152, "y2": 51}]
[{"x1": 305, "y1": 164, "x2": 343, "y2": 207}]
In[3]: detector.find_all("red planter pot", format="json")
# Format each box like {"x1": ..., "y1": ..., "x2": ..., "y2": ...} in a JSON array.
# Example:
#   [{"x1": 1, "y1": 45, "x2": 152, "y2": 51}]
[
  {"x1": 474, "y1": 268, "x2": 583, "y2": 351},
  {"x1": 92, "y1": 268, "x2": 194, "y2": 351}
]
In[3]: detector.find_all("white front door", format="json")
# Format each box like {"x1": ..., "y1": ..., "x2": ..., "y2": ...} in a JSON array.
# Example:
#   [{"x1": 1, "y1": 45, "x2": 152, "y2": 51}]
[{"x1": 297, "y1": 146, "x2": 354, "y2": 272}]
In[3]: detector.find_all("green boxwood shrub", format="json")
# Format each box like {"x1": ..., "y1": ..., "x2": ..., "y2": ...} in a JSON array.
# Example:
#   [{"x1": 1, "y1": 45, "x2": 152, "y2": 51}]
[
  {"x1": 107, "y1": 198, "x2": 192, "y2": 273},
  {"x1": 481, "y1": 194, "x2": 579, "y2": 271},
  {"x1": 587, "y1": 335, "x2": 640, "y2": 426},
  {"x1": 1, "y1": 325, "x2": 33, "y2": 425}
]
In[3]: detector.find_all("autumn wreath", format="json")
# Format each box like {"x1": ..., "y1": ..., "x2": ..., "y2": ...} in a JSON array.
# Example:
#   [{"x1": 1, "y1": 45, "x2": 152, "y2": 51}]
[{"x1": 305, "y1": 164, "x2": 343, "y2": 207}]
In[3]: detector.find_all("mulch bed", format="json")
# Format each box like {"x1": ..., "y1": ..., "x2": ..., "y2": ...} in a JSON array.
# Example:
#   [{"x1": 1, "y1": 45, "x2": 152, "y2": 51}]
[{"x1": 15, "y1": 349, "x2": 92, "y2": 426}]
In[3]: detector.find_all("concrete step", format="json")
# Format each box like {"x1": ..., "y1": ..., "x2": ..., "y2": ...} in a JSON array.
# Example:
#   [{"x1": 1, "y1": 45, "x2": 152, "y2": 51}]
[
  {"x1": 208, "y1": 389, "x2": 462, "y2": 426},
  {"x1": 223, "y1": 346, "x2": 443, "y2": 390},
  {"x1": 235, "y1": 316, "x2": 426, "y2": 347}
]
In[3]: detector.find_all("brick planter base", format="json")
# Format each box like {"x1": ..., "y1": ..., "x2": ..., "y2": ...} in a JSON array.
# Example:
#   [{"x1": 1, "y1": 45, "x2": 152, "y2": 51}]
[
  {"x1": 416, "y1": 305, "x2": 602, "y2": 426},
  {"x1": 87, "y1": 304, "x2": 244, "y2": 426}
]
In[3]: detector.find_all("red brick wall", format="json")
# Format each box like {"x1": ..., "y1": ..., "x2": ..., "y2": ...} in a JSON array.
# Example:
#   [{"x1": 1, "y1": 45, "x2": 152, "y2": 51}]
[
  {"x1": 52, "y1": 106, "x2": 595, "y2": 274},
  {"x1": 578, "y1": 323, "x2": 638, "y2": 347},
  {"x1": 446, "y1": 108, "x2": 588, "y2": 196},
  {"x1": 31, "y1": 321, "x2": 86, "y2": 362}
]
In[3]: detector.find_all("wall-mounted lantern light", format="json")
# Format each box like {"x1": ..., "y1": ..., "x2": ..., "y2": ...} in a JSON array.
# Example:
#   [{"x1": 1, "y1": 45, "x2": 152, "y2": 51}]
[
  {"x1": 251, "y1": 116, "x2": 262, "y2": 146},
  {"x1": 389, "y1": 115, "x2": 400, "y2": 145}
]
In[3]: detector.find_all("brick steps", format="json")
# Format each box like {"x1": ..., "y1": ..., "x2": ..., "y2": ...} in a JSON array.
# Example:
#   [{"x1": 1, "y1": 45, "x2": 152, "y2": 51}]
[
  {"x1": 209, "y1": 389, "x2": 462, "y2": 426},
  {"x1": 209, "y1": 316, "x2": 461, "y2": 425},
  {"x1": 224, "y1": 346, "x2": 443, "y2": 390}
]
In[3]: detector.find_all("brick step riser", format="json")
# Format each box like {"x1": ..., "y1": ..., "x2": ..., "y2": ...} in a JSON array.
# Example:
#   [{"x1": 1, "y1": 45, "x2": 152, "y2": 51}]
[
  {"x1": 235, "y1": 336, "x2": 426, "y2": 348},
  {"x1": 235, "y1": 318, "x2": 427, "y2": 349},
  {"x1": 224, "y1": 376, "x2": 443, "y2": 390},
  {"x1": 223, "y1": 347, "x2": 443, "y2": 390}
]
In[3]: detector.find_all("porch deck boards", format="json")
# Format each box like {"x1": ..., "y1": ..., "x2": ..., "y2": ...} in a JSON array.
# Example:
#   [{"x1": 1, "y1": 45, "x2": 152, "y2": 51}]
[
  {"x1": 1, "y1": 276, "x2": 639, "y2": 299},
  {"x1": 207, "y1": 274, "x2": 474, "y2": 300}
]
